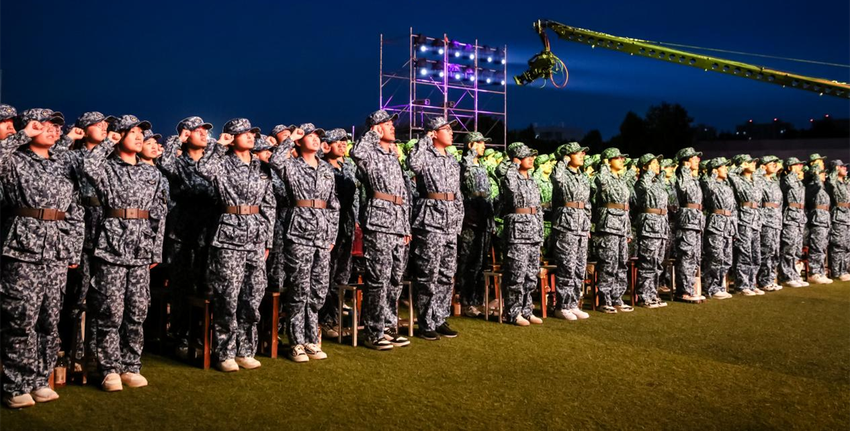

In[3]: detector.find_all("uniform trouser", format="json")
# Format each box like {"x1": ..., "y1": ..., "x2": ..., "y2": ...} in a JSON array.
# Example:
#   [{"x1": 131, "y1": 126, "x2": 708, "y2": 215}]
[
  {"x1": 456, "y1": 226, "x2": 491, "y2": 308},
  {"x1": 266, "y1": 250, "x2": 287, "y2": 334},
  {"x1": 167, "y1": 240, "x2": 208, "y2": 347},
  {"x1": 384, "y1": 243, "x2": 410, "y2": 331},
  {"x1": 61, "y1": 251, "x2": 91, "y2": 364},
  {"x1": 733, "y1": 225, "x2": 761, "y2": 291},
  {"x1": 319, "y1": 233, "x2": 353, "y2": 327},
  {"x1": 502, "y1": 242, "x2": 541, "y2": 321},
  {"x1": 829, "y1": 223, "x2": 850, "y2": 276},
  {"x1": 284, "y1": 243, "x2": 330, "y2": 346},
  {"x1": 757, "y1": 226, "x2": 781, "y2": 287},
  {"x1": 1, "y1": 260, "x2": 66, "y2": 397},
  {"x1": 779, "y1": 222, "x2": 805, "y2": 282},
  {"x1": 89, "y1": 259, "x2": 150, "y2": 376},
  {"x1": 659, "y1": 220, "x2": 676, "y2": 287},
  {"x1": 361, "y1": 230, "x2": 407, "y2": 343},
  {"x1": 675, "y1": 229, "x2": 702, "y2": 296},
  {"x1": 636, "y1": 236, "x2": 667, "y2": 303},
  {"x1": 596, "y1": 233, "x2": 629, "y2": 306},
  {"x1": 553, "y1": 230, "x2": 588, "y2": 310},
  {"x1": 703, "y1": 232, "x2": 733, "y2": 296},
  {"x1": 207, "y1": 247, "x2": 266, "y2": 362},
  {"x1": 412, "y1": 232, "x2": 458, "y2": 332},
  {"x1": 808, "y1": 224, "x2": 830, "y2": 276}
]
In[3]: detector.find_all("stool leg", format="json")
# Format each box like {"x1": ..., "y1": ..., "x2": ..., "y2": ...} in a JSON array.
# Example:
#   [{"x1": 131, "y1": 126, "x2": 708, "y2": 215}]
[
  {"x1": 496, "y1": 276, "x2": 503, "y2": 324},
  {"x1": 484, "y1": 276, "x2": 490, "y2": 322},
  {"x1": 352, "y1": 291, "x2": 359, "y2": 348},
  {"x1": 338, "y1": 286, "x2": 344, "y2": 345},
  {"x1": 407, "y1": 284, "x2": 414, "y2": 338},
  {"x1": 203, "y1": 302, "x2": 211, "y2": 370},
  {"x1": 270, "y1": 295, "x2": 279, "y2": 358}
]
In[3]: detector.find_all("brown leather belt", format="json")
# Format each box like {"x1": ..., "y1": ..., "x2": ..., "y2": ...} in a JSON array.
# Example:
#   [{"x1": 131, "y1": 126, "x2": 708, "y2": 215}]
[
  {"x1": 788, "y1": 203, "x2": 804, "y2": 209},
  {"x1": 713, "y1": 209, "x2": 732, "y2": 216},
  {"x1": 427, "y1": 192, "x2": 455, "y2": 201},
  {"x1": 564, "y1": 201, "x2": 585, "y2": 209},
  {"x1": 373, "y1": 191, "x2": 404, "y2": 206},
  {"x1": 12, "y1": 207, "x2": 66, "y2": 221},
  {"x1": 294, "y1": 199, "x2": 327, "y2": 209},
  {"x1": 684, "y1": 203, "x2": 703, "y2": 210},
  {"x1": 644, "y1": 208, "x2": 668, "y2": 215},
  {"x1": 106, "y1": 208, "x2": 149, "y2": 219},
  {"x1": 223, "y1": 205, "x2": 259, "y2": 215},
  {"x1": 763, "y1": 202, "x2": 780, "y2": 208},
  {"x1": 515, "y1": 207, "x2": 538, "y2": 215},
  {"x1": 839, "y1": 202, "x2": 850, "y2": 208},
  {"x1": 741, "y1": 201, "x2": 760, "y2": 209},
  {"x1": 815, "y1": 205, "x2": 830, "y2": 211},
  {"x1": 605, "y1": 203, "x2": 629, "y2": 210},
  {"x1": 81, "y1": 196, "x2": 101, "y2": 207}
]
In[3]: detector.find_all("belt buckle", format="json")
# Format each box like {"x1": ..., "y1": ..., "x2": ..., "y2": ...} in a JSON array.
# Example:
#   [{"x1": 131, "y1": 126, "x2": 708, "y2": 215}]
[
  {"x1": 394, "y1": 196, "x2": 403, "y2": 205},
  {"x1": 310, "y1": 199, "x2": 317, "y2": 208},
  {"x1": 126, "y1": 208, "x2": 137, "y2": 219},
  {"x1": 240, "y1": 205, "x2": 249, "y2": 214}
]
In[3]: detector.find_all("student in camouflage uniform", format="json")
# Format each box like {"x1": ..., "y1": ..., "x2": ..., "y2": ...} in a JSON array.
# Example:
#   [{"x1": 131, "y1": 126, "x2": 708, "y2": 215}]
[
  {"x1": 407, "y1": 117, "x2": 464, "y2": 340},
  {"x1": 658, "y1": 158, "x2": 678, "y2": 293},
  {"x1": 634, "y1": 153, "x2": 670, "y2": 308},
  {"x1": 350, "y1": 110, "x2": 411, "y2": 350},
  {"x1": 594, "y1": 147, "x2": 637, "y2": 313},
  {"x1": 266, "y1": 124, "x2": 296, "y2": 298},
  {"x1": 700, "y1": 157, "x2": 736, "y2": 299},
  {"x1": 1, "y1": 109, "x2": 85, "y2": 408},
  {"x1": 139, "y1": 129, "x2": 163, "y2": 165},
  {"x1": 85, "y1": 115, "x2": 169, "y2": 391},
  {"x1": 727, "y1": 154, "x2": 765, "y2": 295},
  {"x1": 0, "y1": 104, "x2": 16, "y2": 141},
  {"x1": 757, "y1": 156, "x2": 784, "y2": 291},
  {"x1": 779, "y1": 157, "x2": 809, "y2": 288},
  {"x1": 673, "y1": 147, "x2": 706, "y2": 302},
  {"x1": 805, "y1": 163, "x2": 833, "y2": 284},
  {"x1": 158, "y1": 116, "x2": 218, "y2": 357},
  {"x1": 500, "y1": 143, "x2": 544, "y2": 326},
  {"x1": 269, "y1": 124, "x2": 339, "y2": 362},
  {"x1": 826, "y1": 160, "x2": 850, "y2": 281},
  {"x1": 550, "y1": 142, "x2": 592, "y2": 320},
  {"x1": 456, "y1": 132, "x2": 495, "y2": 318},
  {"x1": 318, "y1": 129, "x2": 360, "y2": 339},
  {"x1": 197, "y1": 118, "x2": 275, "y2": 372}
]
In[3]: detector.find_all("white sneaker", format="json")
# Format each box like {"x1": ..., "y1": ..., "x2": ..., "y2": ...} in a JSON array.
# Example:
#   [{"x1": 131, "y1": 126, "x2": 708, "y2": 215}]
[
  {"x1": 808, "y1": 274, "x2": 833, "y2": 284},
  {"x1": 752, "y1": 287, "x2": 766, "y2": 295},
  {"x1": 772, "y1": 283, "x2": 783, "y2": 291},
  {"x1": 554, "y1": 309, "x2": 577, "y2": 321},
  {"x1": 712, "y1": 291, "x2": 733, "y2": 300},
  {"x1": 642, "y1": 302, "x2": 662, "y2": 309},
  {"x1": 120, "y1": 372, "x2": 148, "y2": 388},
  {"x1": 570, "y1": 308, "x2": 590, "y2": 319},
  {"x1": 799, "y1": 280, "x2": 810, "y2": 287},
  {"x1": 288, "y1": 345, "x2": 310, "y2": 362},
  {"x1": 463, "y1": 305, "x2": 483, "y2": 318},
  {"x1": 528, "y1": 315, "x2": 543, "y2": 324},
  {"x1": 785, "y1": 280, "x2": 805, "y2": 288},
  {"x1": 740, "y1": 289, "x2": 756, "y2": 296},
  {"x1": 514, "y1": 315, "x2": 531, "y2": 326},
  {"x1": 303, "y1": 344, "x2": 327, "y2": 360},
  {"x1": 235, "y1": 356, "x2": 262, "y2": 369},
  {"x1": 3, "y1": 393, "x2": 35, "y2": 409},
  {"x1": 216, "y1": 359, "x2": 239, "y2": 372},
  {"x1": 30, "y1": 387, "x2": 59, "y2": 403},
  {"x1": 102, "y1": 373, "x2": 123, "y2": 391},
  {"x1": 614, "y1": 304, "x2": 634, "y2": 313},
  {"x1": 839, "y1": 273, "x2": 850, "y2": 282},
  {"x1": 761, "y1": 284, "x2": 775, "y2": 292}
]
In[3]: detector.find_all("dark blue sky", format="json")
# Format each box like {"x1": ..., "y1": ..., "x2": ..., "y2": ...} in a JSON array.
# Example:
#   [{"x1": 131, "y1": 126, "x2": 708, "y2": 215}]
[{"x1": 2, "y1": 0, "x2": 848, "y2": 140}]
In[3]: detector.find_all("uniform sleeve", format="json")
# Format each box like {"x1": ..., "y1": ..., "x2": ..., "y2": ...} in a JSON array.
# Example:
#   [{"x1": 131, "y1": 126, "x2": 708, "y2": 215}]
[
  {"x1": 0, "y1": 130, "x2": 29, "y2": 176},
  {"x1": 60, "y1": 198, "x2": 86, "y2": 266},
  {"x1": 326, "y1": 172, "x2": 340, "y2": 245},
  {"x1": 149, "y1": 171, "x2": 170, "y2": 264},
  {"x1": 195, "y1": 141, "x2": 226, "y2": 182},
  {"x1": 268, "y1": 138, "x2": 294, "y2": 177},
  {"x1": 83, "y1": 137, "x2": 116, "y2": 193},
  {"x1": 260, "y1": 179, "x2": 277, "y2": 249},
  {"x1": 350, "y1": 131, "x2": 379, "y2": 167},
  {"x1": 50, "y1": 134, "x2": 73, "y2": 157},
  {"x1": 157, "y1": 135, "x2": 181, "y2": 179},
  {"x1": 406, "y1": 136, "x2": 429, "y2": 175}
]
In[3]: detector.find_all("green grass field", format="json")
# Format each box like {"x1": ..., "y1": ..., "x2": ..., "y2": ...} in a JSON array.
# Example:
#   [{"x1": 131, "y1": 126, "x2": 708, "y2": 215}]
[{"x1": 3, "y1": 283, "x2": 849, "y2": 430}]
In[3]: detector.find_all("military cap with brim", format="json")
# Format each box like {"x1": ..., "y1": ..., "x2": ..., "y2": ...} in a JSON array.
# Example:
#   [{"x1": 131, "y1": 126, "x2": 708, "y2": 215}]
[
  {"x1": 143, "y1": 129, "x2": 162, "y2": 142},
  {"x1": 464, "y1": 131, "x2": 492, "y2": 144},
  {"x1": 601, "y1": 147, "x2": 628, "y2": 160},
  {"x1": 760, "y1": 155, "x2": 780, "y2": 165},
  {"x1": 299, "y1": 123, "x2": 325, "y2": 138},
  {"x1": 252, "y1": 139, "x2": 274, "y2": 153},
  {"x1": 323, "y1": 128, "x2": 348, "y2": 143},
  {"x1": 830, "y1": 159, "x2": 846, "y2": 168},
  {"x1": 732, "y1": 154, "x2": 758, "y2": 165},
  {"x1": 809, "y1": 153, "x2": 826, "y2": 162},
  {"x1": 0, "y1": 104, "x2": 16, "y2": 121},
  {"x1": 675, "y1": 147, "x2": 703, "y2": 161},
  {"x1": 109, "y1": 115, "x2": 150, "y2": 133},
  {"x1": 557, "y1": 142, "x2": 589, "y2": 158},
  {"x1": 660, "y1": 158, "x2": 675, "y2": 168},
  {"x1": 425, "y1": 116, "x2": 458, "y2": 132},
  {"x1": 508, "y1": 143, "x2": 538, "y2": 159},
  {"x1": 223, "y1": 118, "x2": 260, "y2": 136},
  {"x1": 366, "y1": 109, "x2": 398, "y2": 126},
  {"x1": 270, "y1": 124, "x2": 296, "y2": 137},
  {"x1": 76, "y1": 111, "x2": 117, "y2": 129},
  {"x1": 17, "y1": 109, "x2": 65, "y2": 129},
  {"x1": 785, "y1": 157, "x2": 805, "y2": 166},
  {"x1": 638, "y1": 153, "x2": 663, "y2": 167},
  {"x1": 177, "y1": 116, "x2": 213, "y2": 133},
  {"x1": 709, "y1": 157, "x2": 730, "y2": 170}
]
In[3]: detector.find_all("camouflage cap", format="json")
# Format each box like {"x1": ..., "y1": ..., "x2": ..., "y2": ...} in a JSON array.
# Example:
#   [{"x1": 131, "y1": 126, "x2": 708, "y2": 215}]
[
  {"x1": 0, "y1": 104, "x2": 17, "y2": 121},
  {"x1": 143, "y1": 129, "x2": 162, "y2": 142},
  {"x1": 785, "y1": 157, "x2": 805, "y2": 166},
  {"x1": 177, "y1": 116, "x2": 213, "y2": 133},
  {"x1": 556, "y1": 141, "x2": 589, "y2": 158},
  {"x1": 809, "y1": 153, "x2": 826, "y2": 162},
  {"x1": 534, "y1": 153, "x2": 550, "y2": 168},
  {"x1": 708, "y1": 157, "x2": 730, "y2": 170},
  {"x1": 109, "y1": 114, "x2": 151, "y2": 133},
  {"x1": 638, "y1": 153, "x2": 663, "y2": 167},
  {"x1": 323, "y1": 128, "x2": 348, "y2": 143},
  {"x1": 830, "y1": 159, "x2": 845, "y2": 168},
  {"x1": 699, "y1": 160, "x2": 709, "y2": 170},
  {"x1": 601, "y1": 147, "x2": 628, "y2": 160},
  {"x1": 509, "y1": 143, "x2": 538, "y2": 159},
  {"x1": 270, "y1": 124, "x2": 296, "y2": 137},
  {"x1": 222, "y1": 118, "x2": 260, "y2": 136},
  {"x1": 425, "y1": 116, "x2": 458, "y2": 132},
  {"x1": 675, "y1": 147, "x2": 703, "y2": 161},
  {"x1": 252, "y1": 136, "x2": 274, "y2": 153},
  {"x1": 483, "y1": 148, "x2": 495, "y2": 157},
  {"x1": 660, "y1": 158, "x2": 675, "y2": 168},
  {"x1": 760, "y1": 155, "x2": 780, "y2": 164},
  {"x1": 299, "y1": 123, "x2": 325, "y2": 138},
  {"x1": 17, "y1": 108, "x2": 65, "y2": 129},
  {"x1": 585, "y1": 154, "x2": 600, "y2": 169},
  {"x1": 75, "y1": 111, "x2": 116, "y2": 129},
  {"x1": 366, "y1": 109, "x2": 398, "y2": 127},
  {"x1": 464, "y1": 131, "x2": 492, "y2": 144},
  {"x1": 732, "y1": 154, "x2": 757, "y2": 165}
]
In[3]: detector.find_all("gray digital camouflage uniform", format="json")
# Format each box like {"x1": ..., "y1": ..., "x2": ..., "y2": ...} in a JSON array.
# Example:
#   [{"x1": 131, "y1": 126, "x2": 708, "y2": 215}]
[
  {"x1": 674, "y1": 163, "x2": 706, "y2": 296},
  {"x1": 407, "y1": 134, "x2": 464, "y2": 332},
  {"x1": 550, "y1": 158, "x2": 592, "y2": 310},
  {"x1": 779, "y1": 171, "x2": 806, "y2": 282},
  {"x1": 1, "y1": 126, "x2": 84, "y2": 397},
  {"x1": 634, "y1": 169, "x2": 670, "y2": 303},
  {"x1": 593, "y1": 162, "x2": 636, "y2": 306},
  {"x1": 349, "y1": 128, "x2": 411, "y2": 344},
  {"x1": 826, "y1": 169, "x2": 850, "y2": 277},
  {"x1": 806, "y1": 170, "x2": 830, "y2": 277},
  {"x1": 757, "y1": 171, "x2": 783, "y2": 287},
  {"x1": 456, "y1": 150, "x2": 495, "y2": 309},
  {"x1": 701, "y1": 170, "x2": 737, "y2": 296},
  {"x1": 727, "y1": 165, "x2": 763, "y2": 292}
]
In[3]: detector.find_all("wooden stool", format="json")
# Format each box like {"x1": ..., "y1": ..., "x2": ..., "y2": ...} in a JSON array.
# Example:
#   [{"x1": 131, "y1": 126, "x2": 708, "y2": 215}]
[
  {"x1": 187, "y1": 296, "x2": 212, "y2": 370},
  {"x1": 658, "y1": 258, "x2": 677, "y2": 301},
  {"x1": 539, "y1": 265, "x2": 557, "y2": 318},
  {"x1": 258, "y1": 291, "x2": 280, "y2": 358},
  {"x1": 483, "y1": 271, "x2": 503, "y2": 323},
  {"x1": 582, "y1": 262, "x2": 598, "y2": 311},
  {"x1": 337, "y1": 283, "x2": 363, "y2": 347},
  {"x1": 628, "y1": 257, "x2": 638, "y2": 306},
  {"x1": 399, "y1": 281, "x2": 415, "y2": 337}
]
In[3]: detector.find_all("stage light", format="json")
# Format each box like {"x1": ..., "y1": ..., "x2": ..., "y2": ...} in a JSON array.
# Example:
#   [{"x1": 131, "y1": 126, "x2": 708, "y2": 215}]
[
  {"x1": 420, "y1": 45, "x2": 428, "y2": 53},
  {"x1": 487, "y1": 56, "x2": 493, "y2": 63},
  {"x1": 500, "y1": 79, "x2": 506, "y2": 85},
  {"x1": 454, "y1": 51, "x2": 461, "y2": 58},
  {"x1": 439, "y1": 71, "x2": 445, "y2": 78},
  {"x1": 438, "y1": 48, "x2": 444, "y2": 55},
  {"x1": 469, "y1": 54, "x2": 475, "y2": 60},
  {"x1": 469, "y1": 75, "x2": 476, "y2": 82},
  {"x1": 454, "y1": 73, "x2": 462, "y2": 80},
  {"x1": 486, "y1": 77, "x2": 492, "y2": 84},
  {"x1": 420, "y1": 68, "x2": 429, "y2": 76},
  {"x1": 500, "y1": 58, "x2": 506, "y2": 65}
]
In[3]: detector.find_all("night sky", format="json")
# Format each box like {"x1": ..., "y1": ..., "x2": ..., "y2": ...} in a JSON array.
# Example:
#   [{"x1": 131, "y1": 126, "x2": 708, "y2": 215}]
[{"x1": 2, "y1": 0, "x2": 848, "y2": 140}]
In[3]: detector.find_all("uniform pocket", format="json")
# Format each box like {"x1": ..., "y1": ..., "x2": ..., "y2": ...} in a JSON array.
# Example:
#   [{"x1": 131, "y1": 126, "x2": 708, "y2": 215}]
[{"x1": 215, "y1": 217, "x2": 248, "y2": 245}]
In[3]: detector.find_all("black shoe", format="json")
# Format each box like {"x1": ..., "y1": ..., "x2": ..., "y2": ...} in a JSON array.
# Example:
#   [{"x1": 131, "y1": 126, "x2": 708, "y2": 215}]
[
  {"x1": 419, "y1": 330, "x2": 440, "y2": 341},
  {"x1": 436, "y1": 323, "x2": 458, "y2": 338}
]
